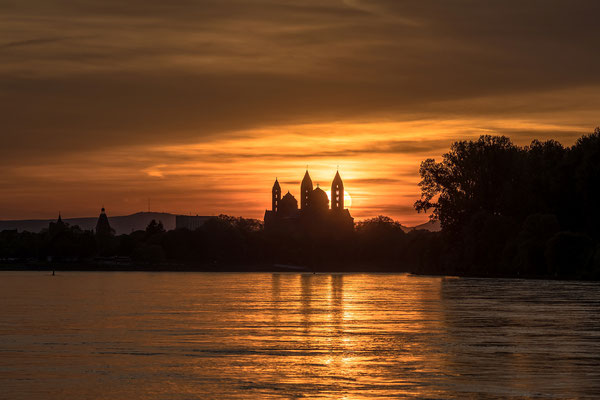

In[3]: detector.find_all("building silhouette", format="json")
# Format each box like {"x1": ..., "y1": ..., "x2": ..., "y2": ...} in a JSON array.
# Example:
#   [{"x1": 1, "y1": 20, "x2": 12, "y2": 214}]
[
  {"x1": 175, "y1": 215, "x2": 211, "y2": 230},
  {"x1": 95, "y1": 207, "x2": 113, "y2": 236},
  {"x1": 48, "y1": 212, "x2": 68, "y2": 236},
  {"x1": 264, "y1": 170, "x2": 354, "y2": 234}
]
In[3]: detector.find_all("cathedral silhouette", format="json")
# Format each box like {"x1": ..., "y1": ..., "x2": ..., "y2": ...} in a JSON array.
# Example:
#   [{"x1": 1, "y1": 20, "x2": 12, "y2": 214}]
[{"x1": 264, "y1": 170, "x2": 354, "y2": 234}]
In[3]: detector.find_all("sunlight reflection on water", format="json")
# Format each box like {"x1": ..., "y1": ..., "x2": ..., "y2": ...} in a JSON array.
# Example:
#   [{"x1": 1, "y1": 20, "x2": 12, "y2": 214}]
[{"x1": 1, "y1": 272, "x2": 599, "y2": 399}]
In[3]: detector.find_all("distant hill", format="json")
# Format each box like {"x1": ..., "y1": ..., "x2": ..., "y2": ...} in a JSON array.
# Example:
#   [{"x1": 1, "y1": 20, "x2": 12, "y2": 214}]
[
  {"x1": 0, "y1": 212, "x2": 178, "y2": 235},
  {"x1": 413, "y1": 220, "x2": 441, "y2": 232},
  {"x1": 401, "y1": 220, "x2": 441, "y2": 233}
]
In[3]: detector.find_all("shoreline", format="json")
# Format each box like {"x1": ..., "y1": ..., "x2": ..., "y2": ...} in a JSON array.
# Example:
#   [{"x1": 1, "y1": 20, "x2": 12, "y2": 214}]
[{"x1": 1, "y1": 262, "x2": 596, "y2": 281}]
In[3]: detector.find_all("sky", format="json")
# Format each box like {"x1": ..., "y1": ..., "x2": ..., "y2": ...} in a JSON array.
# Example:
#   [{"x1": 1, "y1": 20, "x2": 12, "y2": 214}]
[{"x1": 1, "y1": 0, "x2": 599, "y2": 225}]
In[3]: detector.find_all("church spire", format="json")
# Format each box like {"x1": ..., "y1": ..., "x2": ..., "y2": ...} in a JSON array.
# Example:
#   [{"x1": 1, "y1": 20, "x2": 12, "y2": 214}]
[
  {"x1": 300, "y1": 169, "x2": 313, "y2": 210},
  {"x1": 331, "y1": 170, "x2": 344, "y2": 211},
  {"x1": 272, "y1": 178, "x2": 281, "y2": 212}
]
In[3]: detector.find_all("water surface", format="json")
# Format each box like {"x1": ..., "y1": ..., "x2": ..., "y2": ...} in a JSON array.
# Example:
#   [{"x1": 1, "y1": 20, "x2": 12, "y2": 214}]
[{"x1": 1, "y1": 272, "x2": 599, "y2": 399}]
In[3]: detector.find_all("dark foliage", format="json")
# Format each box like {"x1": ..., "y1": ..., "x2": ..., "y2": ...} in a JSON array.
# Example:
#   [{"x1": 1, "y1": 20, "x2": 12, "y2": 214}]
[
  {"x1": 415, "y1": 127, "x2": 600, "y2": 279},
  {"x1": 0, "y1": 213, "x2": 438, "y2": 273}
]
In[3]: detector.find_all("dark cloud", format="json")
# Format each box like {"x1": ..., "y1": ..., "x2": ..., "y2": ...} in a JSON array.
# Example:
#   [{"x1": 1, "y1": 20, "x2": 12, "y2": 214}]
[
  {"x1": 2, "y1": 0, "x2": 599, "y2": 162},
  {"x1": 163, "y1": 139, "x2": 453, "y2": 162},
  {"x1": 0, "y1": 36, "x2": 80, "y2": 49},
  {"x1": 346, "y1": 178, "x2": 404, "y2": 185},
  {"x1": 273, "y1": 178, "x2": 411, "y2": 188},
  {"x1": 354, "y1": 204, "x2": 419, "y2": 216},
  {"x1": 480, "y1": 127, "x2": 590, "y2": 145}
]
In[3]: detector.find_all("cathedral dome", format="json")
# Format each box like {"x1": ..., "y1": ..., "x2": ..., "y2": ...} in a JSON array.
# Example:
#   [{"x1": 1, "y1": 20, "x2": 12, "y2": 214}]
[
  {"x1": 309, "y1": 186, "x2": 329, "y2": 211},
  {"x1": 279, "y1": 191, "x2": 298, "y2": 216},
  {"x1": 282, "y1": 191, "x2": 296, "y2": 202}
]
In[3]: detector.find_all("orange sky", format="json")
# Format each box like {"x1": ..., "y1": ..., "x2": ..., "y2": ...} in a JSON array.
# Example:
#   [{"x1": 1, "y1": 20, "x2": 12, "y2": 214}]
[{"x1": 1, "y1": 1, "x2": 599, "y2": 225}]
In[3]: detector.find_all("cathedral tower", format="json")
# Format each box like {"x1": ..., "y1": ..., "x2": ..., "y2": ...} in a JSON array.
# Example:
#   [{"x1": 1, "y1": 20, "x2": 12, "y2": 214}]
[
  {"x1": 331, "y1": 170, "x2": 344, "y2": 211},
  {"x1": 272, "y1": 178, "x2": 281, "y2": 212},
  {"x1": 300, "y1": 170, "x2": 313, "y2": 210}
]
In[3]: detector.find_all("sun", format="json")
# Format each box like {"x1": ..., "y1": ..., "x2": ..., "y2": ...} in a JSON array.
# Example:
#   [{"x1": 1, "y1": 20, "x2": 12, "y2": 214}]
[
  {"x1": 327, "y1": 189, "x2": 352, "y2": 209},
  {"x1": 344, "y1": 191, "x2": 352, "y2": 208}
]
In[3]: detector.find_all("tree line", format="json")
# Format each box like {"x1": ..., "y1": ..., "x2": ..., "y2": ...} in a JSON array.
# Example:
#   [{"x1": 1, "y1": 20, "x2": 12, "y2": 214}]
[
  {"x1": 414, "y1": 128, "x2": 600, "y2": 279},
  {"x1": 0, "y1": 214, "x2": 434, "y2": 272}
]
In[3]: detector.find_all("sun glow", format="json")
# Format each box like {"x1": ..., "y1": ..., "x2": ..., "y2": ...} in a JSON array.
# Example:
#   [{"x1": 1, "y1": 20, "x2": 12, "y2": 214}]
[
  {"x1": 7, "y1": 119, "x2": 586, "y2": 225},
  {"x1": 344, "y1": 192, "x2": 352, "y2": 209},
  {"x1": 326, "y1": 189, "x2": 352, "y2": 209}
]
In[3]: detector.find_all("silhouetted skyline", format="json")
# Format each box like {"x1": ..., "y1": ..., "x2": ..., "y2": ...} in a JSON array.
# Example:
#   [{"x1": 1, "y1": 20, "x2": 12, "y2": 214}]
[
  {"x1": 265, "y1": 170, "x2": 354, "y2": 234},
  {"x1": 2, "y1": 1, "x2": 599, "y2": 224},
  {"x1": 2, "y1": 130, "x2": 598, "y2": 280}
]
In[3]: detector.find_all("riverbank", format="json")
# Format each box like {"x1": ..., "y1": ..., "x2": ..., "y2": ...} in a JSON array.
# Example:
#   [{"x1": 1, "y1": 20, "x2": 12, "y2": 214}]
[{"x1": 2, "y1": 261, "x2": 598, "y2": 281}]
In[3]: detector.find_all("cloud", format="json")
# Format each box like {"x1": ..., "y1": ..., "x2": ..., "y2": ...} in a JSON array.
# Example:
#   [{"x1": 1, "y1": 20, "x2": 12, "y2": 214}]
[
  {"x1": 153, "y1": 138, "x2": 453, "y2": 162},
  {"x1": 0, "y1": 36, "x2": 82, "y2": 49},
  {"x1": 346, "y1": 178, "x2": 404, "y2": 184},
  {"x1": 2, "y1": 0, "x2": 599, "y2": 160},
  {"x1": 1, "y1": 0, "x2": 599, "y2": 221},
  {"x1": 352, "y1": 204, "x2": 421, "y2": 219}
]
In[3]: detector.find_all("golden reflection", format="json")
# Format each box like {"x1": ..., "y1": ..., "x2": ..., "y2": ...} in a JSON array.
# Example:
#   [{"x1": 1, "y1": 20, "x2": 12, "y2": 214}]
[
  {"x1": 330, "y1": 274, "x2": 344, "y2": 335},
  {"x1": 4, "y1": 272, "x2": 593, "y2": 398},
  {"x1": 264, "y1": 273, "x2": 451, "y2": 397},
  {"x1": 300, "y1": 274, "x2": 312, "y2": 335},
  {"x1": 324, "y1": 274, "x2": 347, "y2": 371},
  {"x1": 271, "y1": 273, "x2": 280, "y2": 328}
]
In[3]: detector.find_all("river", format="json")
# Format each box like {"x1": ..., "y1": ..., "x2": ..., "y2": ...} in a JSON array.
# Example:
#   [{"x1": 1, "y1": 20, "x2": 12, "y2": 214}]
[{"x1": 1, "y1": 272, "x2": 599, "y2": 399}]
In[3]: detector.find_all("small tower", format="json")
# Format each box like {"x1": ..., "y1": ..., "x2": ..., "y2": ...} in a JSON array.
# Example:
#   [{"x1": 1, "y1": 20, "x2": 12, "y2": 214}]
[
  {"x1": 331, "y1": 170, "x2": 344, "y2": 211},
  {"x1": 300, "y1": 169, "x2": 313, "y2": 210},
  {"x1": 272, "y1": 178, "x2": 281, "y2": 213},
  {"x1": 95, "y1": 207, "x2": 113, "y2": 236},
  {"x1": 55, "y1": 212, "x2": 66, "y2": 230},
  {"x1": 49, "y1": 212, "x2": 67, "y2": 236}
]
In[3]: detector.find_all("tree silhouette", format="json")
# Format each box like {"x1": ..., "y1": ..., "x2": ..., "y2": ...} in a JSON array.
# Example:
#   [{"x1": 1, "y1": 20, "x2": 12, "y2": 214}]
[{"x1": 414, "y1": 128, "x2": 600, "y2": 278}]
